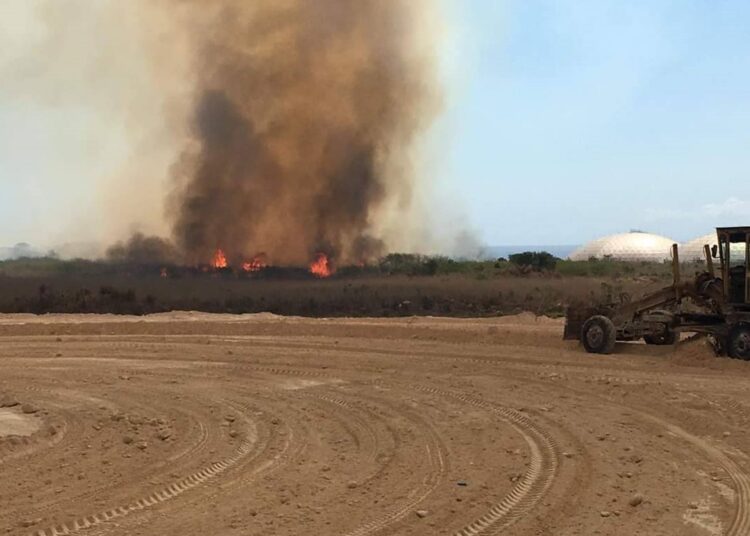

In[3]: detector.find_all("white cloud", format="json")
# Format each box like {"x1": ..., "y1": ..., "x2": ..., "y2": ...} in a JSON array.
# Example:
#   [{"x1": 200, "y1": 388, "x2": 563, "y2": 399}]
[
  {"x1": 643, "y1": 197, "x2": 750, "y2": 222},
  {"x1": 637, "y1": 197, "x2": 750, "y2": 242},
  {"x1": 702, "y1": 197, "x2": 750, "y2": 218}
]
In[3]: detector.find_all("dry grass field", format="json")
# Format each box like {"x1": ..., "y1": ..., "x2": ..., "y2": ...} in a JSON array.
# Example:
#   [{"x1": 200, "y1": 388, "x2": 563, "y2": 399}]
[{"x1": 0, "y1": 271, "x2": 671, "y2": 317}]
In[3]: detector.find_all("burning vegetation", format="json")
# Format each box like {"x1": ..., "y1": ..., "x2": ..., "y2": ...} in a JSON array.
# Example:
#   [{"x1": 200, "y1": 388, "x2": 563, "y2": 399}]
[
  {"x1": 203, "y1": 249, "x2": 332, "y2": 278},
  {"x1": 107, "y1": 0, "x2": 437, "y2": 274},
  {"x1": 241, "y1": 254, "x2": 268, "y2": 274},
  {"x1": 211, "y1": 249, "x2": 228, "y2": 270},
  {"x1": 309, "y1": 253, "x2": 334, "y2": 278}
]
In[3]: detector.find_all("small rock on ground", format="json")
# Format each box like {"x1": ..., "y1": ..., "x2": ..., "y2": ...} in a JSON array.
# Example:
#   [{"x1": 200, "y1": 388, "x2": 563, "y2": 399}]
[
  {"x1": 629, "y1": 494, "x2": 644, "y2": 507},
  {"x1": 21, "y1": 404, "x2": 39, "y2": 414}
]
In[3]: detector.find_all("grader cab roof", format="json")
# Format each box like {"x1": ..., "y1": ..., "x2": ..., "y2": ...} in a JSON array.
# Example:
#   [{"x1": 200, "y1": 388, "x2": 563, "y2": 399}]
[{"x1": 716, "y1": 227, "x2": 750, "y2": 241}]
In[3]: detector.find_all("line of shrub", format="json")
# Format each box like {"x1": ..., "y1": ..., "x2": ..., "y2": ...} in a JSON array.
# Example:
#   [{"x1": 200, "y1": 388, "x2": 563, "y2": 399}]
[{"x1": 1, "y1": 252, "x2": 705, "y2": 280}]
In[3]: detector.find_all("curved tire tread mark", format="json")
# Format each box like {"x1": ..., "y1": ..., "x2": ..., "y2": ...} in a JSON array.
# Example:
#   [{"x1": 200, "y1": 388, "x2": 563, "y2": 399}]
[
  {"x1": 642, "y1": 414, "x2": 750, "y2": 536},
  {"x1": 27, "y1": 400, "x2": 259, "y2": 536},
  {"x1": 415, "y1": 386, "x2": 559, "y2": 536},
  {"x1": 300, "y1": 389, "x2": 447, "y2": 536}
]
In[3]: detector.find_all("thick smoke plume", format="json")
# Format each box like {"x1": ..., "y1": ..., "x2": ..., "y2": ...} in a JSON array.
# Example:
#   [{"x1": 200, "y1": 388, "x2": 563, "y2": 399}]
[
  {"x1": 167, "y1": 0, "x2": 438, "y2": 266},
  {"x1": 106, "y1": 233, "x2": 179, "y2": 265}
]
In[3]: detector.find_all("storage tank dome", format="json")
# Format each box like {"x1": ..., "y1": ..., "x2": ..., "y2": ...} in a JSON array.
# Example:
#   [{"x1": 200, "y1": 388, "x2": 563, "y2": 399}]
[
  {"x1": 569, "y1": 231, "x2": 676, "y2": 262},
  {"x1": 680, "y1": 233, "x2": 718, "y2": 262}
]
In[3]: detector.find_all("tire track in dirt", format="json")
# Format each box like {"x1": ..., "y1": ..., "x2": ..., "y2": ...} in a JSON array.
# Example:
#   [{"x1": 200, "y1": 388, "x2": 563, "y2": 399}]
[
  {"x1": 28, "y1": 441, "x2": 254, "y2": 536},
  {"x1": 119, "y1": 392, "x2": 312, "y2": 536},
  {"x1": 303, "y1": 390, "x2": 448, "y2": 536},
  {"x1": 26, "y1": 399, "x2": 260, "y2": 536},
  {"x1": 496, "y1": 367, "x2": 750, "y2": 536},
  {"x1": 414, "y1": 386, "x2": 559, "y2": 535},
  {"x1": 480, "y1": 363, "x2": 750, "y2": 536},
  {"x1": 6, "y1": 332, "x2": 739, "y2": 392},
  {"x1": 311, "y1": 343, "x2": 747, "y2": 535},
  {"x1": 192, "y1": 343, "x2": 750, "y2": 536},
  {"x1": 16, "y1": 334, "x2": 732, "y2": 393},
  {"x1": 210, "y1": 380, "x2": 452, "y2": 536},
  {"x1": 223, "y1": 383, "x2": 447, "y2": 536},
  {"x1": 1, "y1": 388, "x2": 216, "y2": 531},
  {"x1": 640, "y1": 413, "x2": 750, "y2": 536},
  {"x1": 229, "y1": 364, "x2": 332, "y2": 379},
  {"x1": 211, "y1": 336, "x2": 740, "y2": 396},
  {"x1": 342, "y1": 439, "x2": 445, "y2": 533},
  {"x1": 307, "y1": 394, "x2": 383, "y2": 466},
  {"x1": 342, "y1": 443, "x2": 444, "y2": 536},
  {"x1": 175, "y1": 349, "x2": 561, "y2": 535},
  {"x1": 4, "y1": 318, "x2": 750, "y2": 535},
  {"x1": 505, "y1": 365, "x2": 750, "y2": 536}
]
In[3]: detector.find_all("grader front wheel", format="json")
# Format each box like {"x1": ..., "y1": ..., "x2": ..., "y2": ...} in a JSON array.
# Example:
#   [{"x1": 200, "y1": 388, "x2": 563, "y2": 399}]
[{"x1": 581, "y1": 315, "x2": 617, "y2": 354}]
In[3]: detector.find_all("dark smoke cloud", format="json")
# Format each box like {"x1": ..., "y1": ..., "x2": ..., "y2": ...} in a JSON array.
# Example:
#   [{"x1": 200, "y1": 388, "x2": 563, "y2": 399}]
[
  {"x1": 167, "y1": 0, "x2": 438, "y2": 266},
  {"x1": 106, "y1": 233, "x2": 179, "y2": 265}
]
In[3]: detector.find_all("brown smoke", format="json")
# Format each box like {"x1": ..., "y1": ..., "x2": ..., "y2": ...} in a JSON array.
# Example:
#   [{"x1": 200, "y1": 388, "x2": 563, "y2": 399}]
[
  {"x1": 106, "y1": 233, "x2": 179, "y2": 265},
  {"x1": 166, "y1": 0, "x2": 438, "y2": 266}
]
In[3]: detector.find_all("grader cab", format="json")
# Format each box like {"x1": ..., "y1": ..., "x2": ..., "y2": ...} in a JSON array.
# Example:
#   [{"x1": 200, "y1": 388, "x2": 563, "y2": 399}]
[
  {"x1": 720, "y1": 226, "x2": 750, "y2": 307},
  {"x1": 565, "y1": 226, "x2": 750, "y2": 359}
]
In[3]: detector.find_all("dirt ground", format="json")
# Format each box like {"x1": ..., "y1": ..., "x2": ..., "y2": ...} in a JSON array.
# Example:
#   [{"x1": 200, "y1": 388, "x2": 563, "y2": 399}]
[{"x1": 1, "y1": 312, "x2": 749, "y2": 536}]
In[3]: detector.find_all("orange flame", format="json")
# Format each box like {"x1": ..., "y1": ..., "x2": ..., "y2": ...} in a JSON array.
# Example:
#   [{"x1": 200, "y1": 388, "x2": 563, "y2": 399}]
[
  {"x1": 309, "y1": 253, "x2": 333, "y2": 278},
  {"x1": 212, "y1": 248, "x2": 228, "y2": 269},
  {"x1": 242, "y1": 254, "x2": 267, "y2": 272}
]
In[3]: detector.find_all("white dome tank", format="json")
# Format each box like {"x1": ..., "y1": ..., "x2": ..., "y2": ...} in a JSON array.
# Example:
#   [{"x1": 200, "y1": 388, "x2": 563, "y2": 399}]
[
  {"x1": 569, "y1": 231, "x2": 676, "y2": 262},
  {"x1": 680, "y1": 233, "x2": 717, "y2": 262}
]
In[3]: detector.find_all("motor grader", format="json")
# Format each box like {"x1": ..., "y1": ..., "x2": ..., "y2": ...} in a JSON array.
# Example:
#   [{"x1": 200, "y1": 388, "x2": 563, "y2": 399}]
[{"x1": 564, "y1": 226, "x2": 750, "y2": 359}]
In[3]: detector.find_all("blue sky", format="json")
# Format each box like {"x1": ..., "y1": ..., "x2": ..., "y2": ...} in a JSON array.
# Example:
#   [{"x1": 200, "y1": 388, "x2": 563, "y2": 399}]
[
  {"x1": 438, "y1": 0, "x2": 750, "y2": 244},
  {"x1": 2, "y1": 0, "x2": 750, "y2": 250}
]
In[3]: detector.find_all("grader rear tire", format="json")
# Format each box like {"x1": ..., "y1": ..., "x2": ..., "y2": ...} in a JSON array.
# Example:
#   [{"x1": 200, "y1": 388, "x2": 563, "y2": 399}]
[{"x1": 581, "y1": 315, "x2": 617, "y2": 354}]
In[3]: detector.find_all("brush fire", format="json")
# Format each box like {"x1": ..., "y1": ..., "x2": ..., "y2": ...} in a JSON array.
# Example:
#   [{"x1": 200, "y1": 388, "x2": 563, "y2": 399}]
[
  {"x1": 309, "y1": 253, "x2": 334, "y2": 278},
  {"x1": 211, "y1": 249, "x2": 228, "y2": 269},
  {"x1": 241, "y1": 254, "x2": 268, "y2": 273},
  {"x1": 104, "y1": 0, "x2": 437, "y2": 272},
  {"x1": 204, "y1": 249, "x2": 332, "y2": 278}
]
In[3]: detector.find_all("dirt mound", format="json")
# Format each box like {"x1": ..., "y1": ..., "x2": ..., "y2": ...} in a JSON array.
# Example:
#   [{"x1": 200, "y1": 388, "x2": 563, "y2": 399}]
[
  {"x1": 667, "y1": 336, "x2": 750, "y2": 371},
  {"x1": 494, "y1": 311, "x2": 562, "y2": 326},
  {"x1": 674, "y1": 337, "x2": 716, "y2": 361}
]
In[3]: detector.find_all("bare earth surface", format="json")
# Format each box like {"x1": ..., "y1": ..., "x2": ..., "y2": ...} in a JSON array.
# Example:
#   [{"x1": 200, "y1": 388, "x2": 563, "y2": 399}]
[{"x1": 1, "y1": 312, "x2": 749, "y2": 536}]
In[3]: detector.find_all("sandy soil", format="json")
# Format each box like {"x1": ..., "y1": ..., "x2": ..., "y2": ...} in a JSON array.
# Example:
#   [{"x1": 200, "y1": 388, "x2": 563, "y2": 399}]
[{"x1": 0, "y1": 312, "x2": 749, "y2": 536}]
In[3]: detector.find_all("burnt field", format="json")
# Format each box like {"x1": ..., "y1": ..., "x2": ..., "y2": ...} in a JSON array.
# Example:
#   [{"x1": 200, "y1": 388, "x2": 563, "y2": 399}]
[{"x1": 0, "y1": 256, "x2": 680, "y2": 317}]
